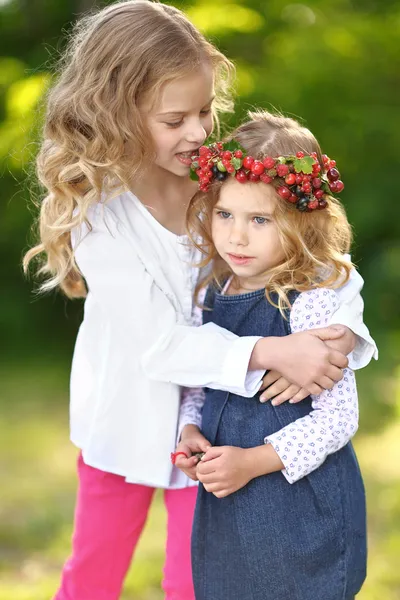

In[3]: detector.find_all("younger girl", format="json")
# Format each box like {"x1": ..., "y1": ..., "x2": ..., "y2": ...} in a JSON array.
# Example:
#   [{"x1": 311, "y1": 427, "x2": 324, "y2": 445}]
[
  {"x1": 23, "y1": 2, "x2": 375, "y2": 599},
  {"x1": 177, "y1": 111, "x2": 369, "y2": 600}
]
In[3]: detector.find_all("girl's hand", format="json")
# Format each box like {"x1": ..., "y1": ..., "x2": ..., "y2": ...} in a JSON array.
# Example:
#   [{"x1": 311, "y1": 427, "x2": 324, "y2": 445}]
[
  {"x1": 174, "y1": 424, "x2": 211, "y2": 481},
  {"x1": 252, "y1": 325, "x2": 349, "y2": 396},
  {"x1": 196, "y1": 446, "x2": 254, "y2": 498},
  {"x1": 259, "y1": 326, "x2": 356, "y2": 405}
]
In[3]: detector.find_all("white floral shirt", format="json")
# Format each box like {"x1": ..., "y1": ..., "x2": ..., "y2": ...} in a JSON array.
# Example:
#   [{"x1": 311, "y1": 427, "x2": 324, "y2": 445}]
[{"x1": 179, "y1": 286, "x2": 361, "y2": 484}]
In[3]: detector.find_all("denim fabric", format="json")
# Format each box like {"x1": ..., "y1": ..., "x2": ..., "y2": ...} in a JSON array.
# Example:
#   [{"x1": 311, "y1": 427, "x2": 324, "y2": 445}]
[{"x1": 192, "y1": 285, "x2": 367, "y2": 600}]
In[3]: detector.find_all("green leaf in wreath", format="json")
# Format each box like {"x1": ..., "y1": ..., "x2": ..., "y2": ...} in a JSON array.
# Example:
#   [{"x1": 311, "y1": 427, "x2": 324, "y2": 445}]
[
  {"x1": 231, "y1": 157, "x2": 242, "y2": 170},
  {"x1": 293, "y1": 156, "x2": 314, "y2": 174}
]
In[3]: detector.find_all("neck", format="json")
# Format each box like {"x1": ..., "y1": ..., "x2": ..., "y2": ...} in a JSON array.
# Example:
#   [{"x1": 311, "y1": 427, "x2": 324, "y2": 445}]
[
  {"x1": 129, "y1": 165, "x2": 197, "y2": 236},
  {"x1": 229, "y1": 272, "x2": 271, "y2": 294}
]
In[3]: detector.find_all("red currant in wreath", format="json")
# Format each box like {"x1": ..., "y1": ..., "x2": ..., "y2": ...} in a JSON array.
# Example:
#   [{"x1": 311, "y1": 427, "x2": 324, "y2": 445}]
[
  {"x1": 235, "y1": 169, "x2": 248, "y2": 183},
  {"x1": 285, "y1": 173, "x2": 296, "y2": 186},
  {"x1": 314, "y1": 189, "x2": 325, "y2": 200},
  {"x1": 288, "y1": 193, "x2": 298, "y2": 203},
  {"x1": 327, "y1": 168, "x2": 340, "y2": 182},
  {"x1": 249, "y1": 172, "x2": 260, "y2": 182},
  {"x1": 243, "y1": 156, "x2": 254, "y2": 170},
  {"x1": 295, "y1": 174, "x2": 303, "y2": 185},
  {"x1": 234, "y1": 150, "x2": 243, "y2": 158},
  {"x1": 251, "y1": 160, "x2": 265, "y2": 175},
  {"x1": 260, "y1": 173, "x2": 273, "y2": 184},
  {"x1": 276, "y1": 164, "x2": 289, "y2": 177},
  {"x1": 263, "y1": 156, "x2": 275, "y2": 170},
  {"x1": 308, "y1": 200, "x2": 319, "y2": 210},
  {"x1": 277, "y1": 186, "x2": 291, "y2": 200},
  {"x1": 312, "y1": 177, "x2": 322, "y2": 189},
  {"x1": 296, "y1": 151, "x2": 305, "y2": 158}
]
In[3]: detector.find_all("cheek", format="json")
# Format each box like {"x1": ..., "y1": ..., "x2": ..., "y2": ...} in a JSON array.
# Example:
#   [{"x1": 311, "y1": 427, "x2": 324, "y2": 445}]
[{"x1": 205, "y1": 113, "x2": 214, "y2": 137}]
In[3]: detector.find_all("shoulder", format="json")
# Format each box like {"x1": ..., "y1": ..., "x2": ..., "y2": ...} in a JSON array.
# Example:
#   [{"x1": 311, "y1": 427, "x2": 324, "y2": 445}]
[{"x1": 290, "y1": 288, "x2": 340, "y2": 333}]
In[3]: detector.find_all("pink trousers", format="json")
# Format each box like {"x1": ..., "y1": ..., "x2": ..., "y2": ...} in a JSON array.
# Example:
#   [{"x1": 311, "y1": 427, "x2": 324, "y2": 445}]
[{"x1": 53, "y1": 453, "x2": 197, "y2": 600}]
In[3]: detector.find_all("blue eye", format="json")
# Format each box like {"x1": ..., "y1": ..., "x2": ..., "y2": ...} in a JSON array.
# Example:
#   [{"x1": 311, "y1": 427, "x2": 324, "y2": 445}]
[
  {"x1": 217, "y1": 210, "x2": 231, "y2": 219},
  {"x1": 253, "y1": 216, "x2": 269, "y2": 225}
]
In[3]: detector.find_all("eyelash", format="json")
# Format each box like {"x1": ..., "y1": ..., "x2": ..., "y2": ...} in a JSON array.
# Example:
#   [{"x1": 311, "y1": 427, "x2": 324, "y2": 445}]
[
  {"x1": 216, "y1": 211, "x2": 270, "y2": 225},
  {"x1": 165, "y1": 109, "x2": 211, "y2": 128}
]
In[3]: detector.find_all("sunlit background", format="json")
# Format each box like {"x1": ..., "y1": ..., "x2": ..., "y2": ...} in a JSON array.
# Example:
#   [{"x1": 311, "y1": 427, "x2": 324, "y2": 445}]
[{"x1": 1, "y1": 0, "x2": 399, "y2": 598}]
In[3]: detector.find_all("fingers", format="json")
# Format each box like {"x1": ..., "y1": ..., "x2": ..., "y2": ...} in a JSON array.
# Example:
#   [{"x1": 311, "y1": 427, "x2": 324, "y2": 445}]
[
  {"x1": 199, "y1": 439, "x2": 212, "y2": 453},
  {"x1": 197, "y1": 458, "x2": 218, "y2": 475},
  {"x1": 201, "y1": 446, "x2": 223, "y2": 462},
  {"x1": 267, "y1": 384, "x2": 301, "y2": 406},
  {"x1": 316, "y1": 375, "x2": 335, "y2": 391},
  {"x1": 328, "y1": 350, "x2": 349, "y2": 370},
  {"x1": 288, "y1": 388, "x2": 310, "y2": 403},
  {"x1": 175, "y1": 455, "x2": 198, "y2": 469},
  {"x1": 307, "y1": 383, "x2": 324, "y2": 396},
  {"x1": 259, "y1": 376, "x2": 292, "y2": 402},
  {"x1": 259, "y1": 369, "x2": 281, "y2": 392},
  {"x1": 309, "y1": 326, "x2": 345, "y2": 341}
]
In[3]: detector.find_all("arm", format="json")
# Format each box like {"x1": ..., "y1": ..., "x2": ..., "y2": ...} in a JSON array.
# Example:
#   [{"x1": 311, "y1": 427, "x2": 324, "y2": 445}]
[
  {"x1": 73, "y1": 205, "x2": 348, "y2": 395},
  {"x1": 329, "y1": 262, "x2": 378, "y2": 369},
  {"x1": 265, "y1": 289, "x2": 358, "y2": 483}
]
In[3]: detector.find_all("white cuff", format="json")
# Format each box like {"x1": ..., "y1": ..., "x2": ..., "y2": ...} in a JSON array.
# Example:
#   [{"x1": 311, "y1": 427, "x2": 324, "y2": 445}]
[
  {"x1": 220, "y1": 335, "x2": 264, "y2": 397},
  {"x1": 263, "y1": 437, "x2": 296, "y2": 484},
  {"x1": 332, "y1": 318, "x2": 378, "y2": 370}
]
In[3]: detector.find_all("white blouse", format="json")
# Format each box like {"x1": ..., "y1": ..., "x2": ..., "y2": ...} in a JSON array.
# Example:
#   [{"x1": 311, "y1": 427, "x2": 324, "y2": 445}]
[{"x1": 70, "y1": 190, "x2": 377, "y2": 489}]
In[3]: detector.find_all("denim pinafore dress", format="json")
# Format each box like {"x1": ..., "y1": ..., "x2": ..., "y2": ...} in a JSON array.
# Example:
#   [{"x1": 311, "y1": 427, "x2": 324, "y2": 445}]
[{"x1": 192, "y1": 285, "x2": 367, "y2": 600}]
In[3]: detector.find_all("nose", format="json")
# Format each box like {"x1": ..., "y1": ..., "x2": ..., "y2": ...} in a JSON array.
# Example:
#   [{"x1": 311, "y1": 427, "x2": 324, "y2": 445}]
[
  {"x1": 229, "y1": 221, "x2": 248, "y2": 247},
  {"x1": 185, "y1": 119, "x2": 207, "y2": 145}
]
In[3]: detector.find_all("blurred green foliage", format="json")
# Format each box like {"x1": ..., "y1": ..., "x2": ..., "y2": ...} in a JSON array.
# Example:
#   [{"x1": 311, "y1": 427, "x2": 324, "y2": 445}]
[{"x1": 0, "y1": 0, "x2": 399, "y2": 598}]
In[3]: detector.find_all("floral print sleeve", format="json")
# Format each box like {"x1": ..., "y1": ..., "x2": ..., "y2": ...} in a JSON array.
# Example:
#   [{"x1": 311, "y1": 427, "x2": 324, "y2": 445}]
[{"x1": 265, "y1": 288, "x2": 359, "y2": 484}]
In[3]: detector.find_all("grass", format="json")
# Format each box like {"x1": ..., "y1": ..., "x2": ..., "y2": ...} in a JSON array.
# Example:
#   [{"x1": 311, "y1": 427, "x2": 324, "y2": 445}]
[{"x1": 0, "y1": 361, "x2": 399, "y2": 599}]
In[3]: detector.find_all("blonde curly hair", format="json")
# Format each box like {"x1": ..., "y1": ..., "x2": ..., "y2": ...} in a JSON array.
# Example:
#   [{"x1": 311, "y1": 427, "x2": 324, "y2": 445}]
[
  {"x1": 186, "y1": 111, "x2": 353, "y2": 313},
  {"x1": 24, "y1": 0, "x2": 235, "y2": 297}
]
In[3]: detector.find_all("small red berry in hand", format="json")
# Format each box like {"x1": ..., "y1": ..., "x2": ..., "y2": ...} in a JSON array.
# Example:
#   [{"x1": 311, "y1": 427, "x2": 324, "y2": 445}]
[
  {"x1": 222, "y1": 150, "x2": 232, "y2": 161},
  {"x1": 277, "y1": 185, "x2": 291, "y2": 200},
  {"x1": 199, "y1": 146, "x2": 209, "y2": 156},
  {"x1": 263, "y1": 156, "x2": 275, "y2": 170},
  {"x1": 243, "y1": 156, "x2": 254, "y2": 170},
  {"x1": 251, "y1": 160, "x2": 265, "y2": 175}
]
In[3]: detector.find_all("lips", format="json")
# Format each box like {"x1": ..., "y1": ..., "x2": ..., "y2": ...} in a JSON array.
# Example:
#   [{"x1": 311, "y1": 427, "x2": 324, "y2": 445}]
[
  {"x1": 176, "y1": 149, "x2": 199, "y2": 166},
  {"x1": 227, "y1": 253, "x2": 254, "y2": 266}
]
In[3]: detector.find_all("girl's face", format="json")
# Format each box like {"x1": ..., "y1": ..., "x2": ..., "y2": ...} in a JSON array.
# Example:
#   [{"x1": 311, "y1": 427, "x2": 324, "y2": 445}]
[
  {"x1": 144, "y1": 63, "x2": 214, "y2": 177},
  {"x1": 212, "y1": 178, "x2": 286, "y2": 288}
]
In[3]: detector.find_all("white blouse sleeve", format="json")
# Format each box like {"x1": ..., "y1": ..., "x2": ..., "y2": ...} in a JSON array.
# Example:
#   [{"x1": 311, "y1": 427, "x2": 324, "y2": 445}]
[
  {"x1": 326, "y1": 259, "x2": 378, "y2": 369},
  {"x1": 72, "y1": 206, "x2": 263, "y2": 397},
  {"x1": 265, "y1": 288, "x2": 359, "y2": 484}
]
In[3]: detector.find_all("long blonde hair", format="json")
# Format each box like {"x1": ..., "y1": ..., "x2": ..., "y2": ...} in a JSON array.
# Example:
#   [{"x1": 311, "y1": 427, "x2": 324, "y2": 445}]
[
  {"x1": 24, "y1": 0, "x2": 235, "y2": 297},
  {"x1": 187, "y1": 111, "x2": 353, "y2": 313}
]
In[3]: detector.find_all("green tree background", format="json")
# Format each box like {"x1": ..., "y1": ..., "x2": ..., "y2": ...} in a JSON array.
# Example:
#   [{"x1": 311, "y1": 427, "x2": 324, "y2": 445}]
[{"x1": 1, "y1": 0, "x2": 399, "y2": 598}]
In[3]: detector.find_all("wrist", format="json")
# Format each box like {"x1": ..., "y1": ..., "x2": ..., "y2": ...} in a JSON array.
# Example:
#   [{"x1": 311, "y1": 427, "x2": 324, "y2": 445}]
[
  {"x1": 180, "y1": 423, "x2": 200, "y2": 441},
  {"x1": 247, "y1": 444, "x2": 284, "y2": 478},
  {"x1": 250, "y1": 336, "x2": 280, "y2": 371}
]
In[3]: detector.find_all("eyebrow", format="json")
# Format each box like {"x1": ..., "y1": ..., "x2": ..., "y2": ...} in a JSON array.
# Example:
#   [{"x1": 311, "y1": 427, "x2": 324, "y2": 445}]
[
  {"x1": 214, "y1": 204, "x2": 273, "y2": 218},
  {"x1": 156, "y1": 96, "x2": 215, "y2": 117}
]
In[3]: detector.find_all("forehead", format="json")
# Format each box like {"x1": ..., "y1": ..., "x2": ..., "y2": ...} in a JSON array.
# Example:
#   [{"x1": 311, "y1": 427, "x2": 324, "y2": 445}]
[
  {"x1": 218, "y1": 179, "x2": 278, "y2": 212},
  {"x1": 154, "y1": 63, "x2": 215, "y2": 113}
]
